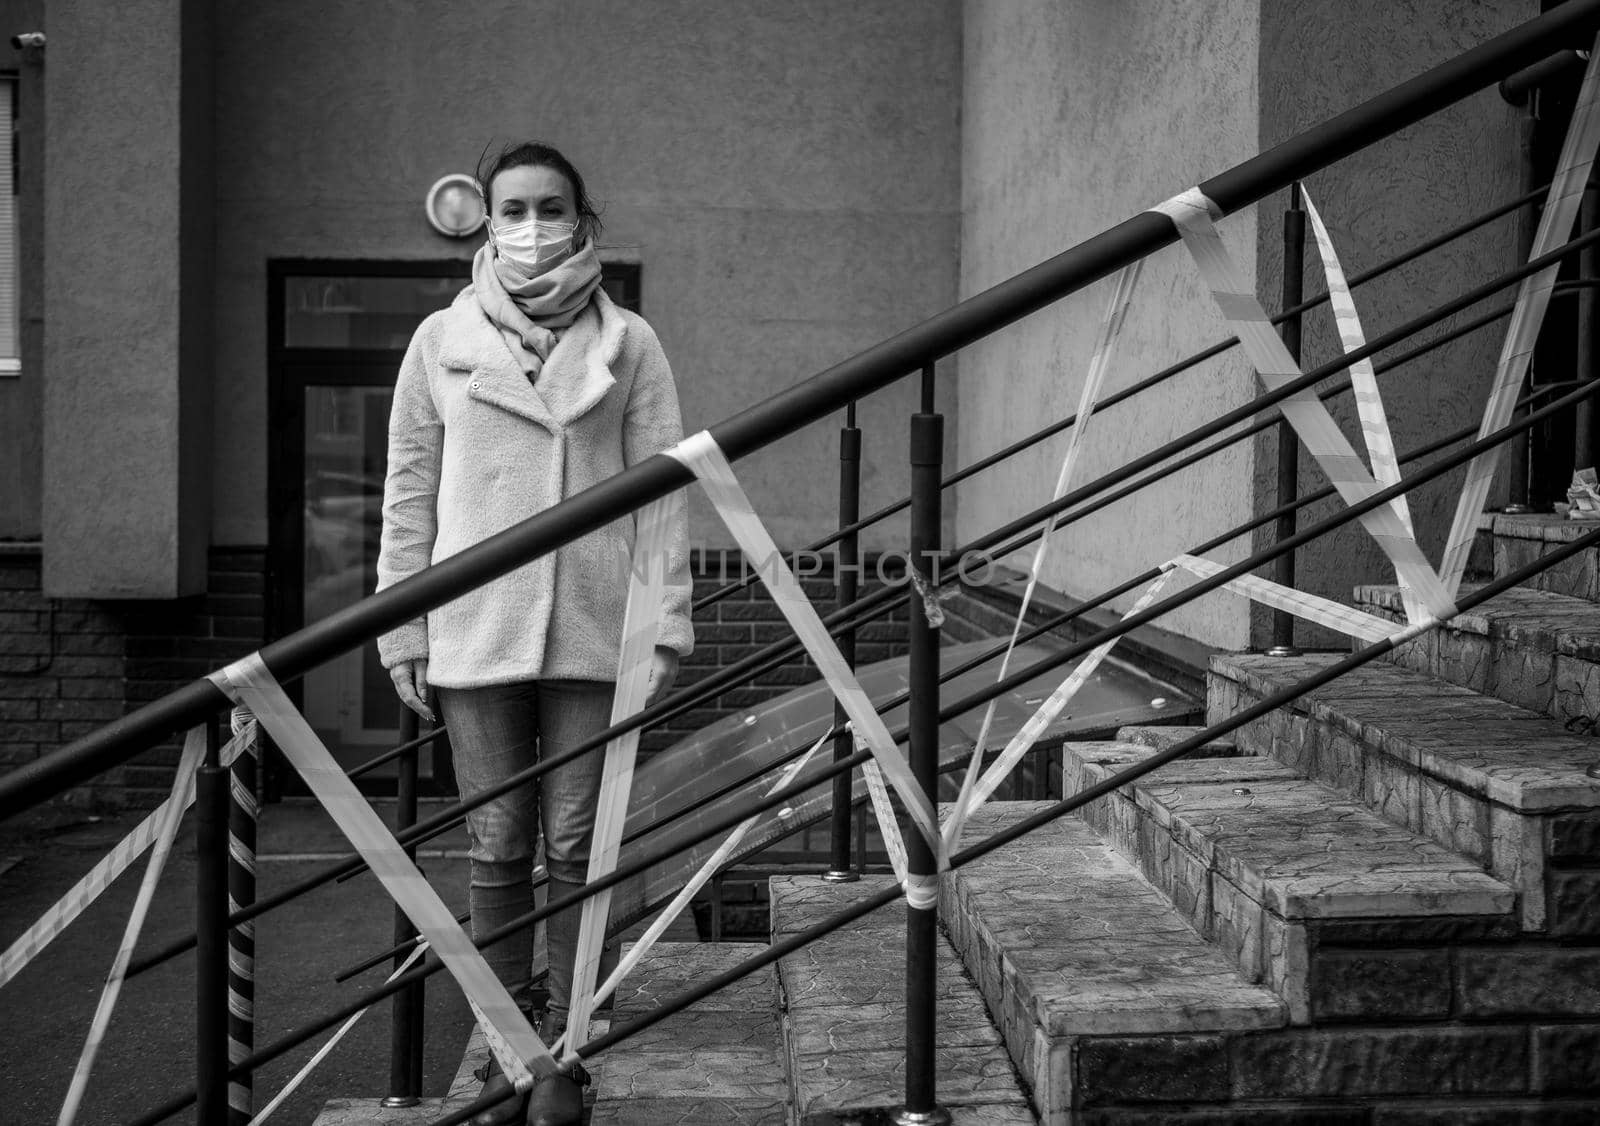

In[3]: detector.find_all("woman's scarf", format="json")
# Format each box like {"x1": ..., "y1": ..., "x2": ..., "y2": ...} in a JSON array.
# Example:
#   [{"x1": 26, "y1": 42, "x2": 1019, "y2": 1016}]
[{"x1": 472, "y1": 239, "x2": 603, "y2": 379}]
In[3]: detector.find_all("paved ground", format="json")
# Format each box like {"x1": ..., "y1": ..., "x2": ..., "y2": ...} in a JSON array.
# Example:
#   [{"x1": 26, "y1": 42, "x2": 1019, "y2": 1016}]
[{"x1": 0, "y1": 798, "x2": 478, "y2": 1125}]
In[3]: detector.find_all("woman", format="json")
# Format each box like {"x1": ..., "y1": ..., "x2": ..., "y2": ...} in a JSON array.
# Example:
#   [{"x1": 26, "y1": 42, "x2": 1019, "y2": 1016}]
[{"x1": 376, "y1": 141, "x2": 693, "y2": 1126}]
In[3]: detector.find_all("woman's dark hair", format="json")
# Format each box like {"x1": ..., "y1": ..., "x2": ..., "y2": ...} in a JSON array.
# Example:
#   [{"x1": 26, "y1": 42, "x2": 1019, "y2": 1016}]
[{"x1": 476, "y1": 140, "x2": 604, "y2": 245}]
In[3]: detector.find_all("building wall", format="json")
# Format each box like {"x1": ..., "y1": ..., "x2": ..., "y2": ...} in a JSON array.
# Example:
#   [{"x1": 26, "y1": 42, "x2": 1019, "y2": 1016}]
[
  {"x1": 43, "y1": 0, "x2": 212, "y2": 597},
  {"x1": 210, "y1": 0, "x2": 962, "y2": 555},
  {"x1": 956, "y1": 0, "x2": 1262, "y2": 650},
  {"x1": 1249, "y1": 0, "x2": 1531, "y2": 648}
]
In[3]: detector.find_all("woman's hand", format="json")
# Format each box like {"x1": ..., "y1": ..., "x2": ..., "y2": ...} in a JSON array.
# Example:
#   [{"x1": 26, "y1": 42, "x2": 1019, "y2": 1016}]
[
  {"x1": 646, "y1": 646, "x2": 679, "y2": 704},
  {"x1": 389, "y1": 658, "x2": 435, "y2": 723}
]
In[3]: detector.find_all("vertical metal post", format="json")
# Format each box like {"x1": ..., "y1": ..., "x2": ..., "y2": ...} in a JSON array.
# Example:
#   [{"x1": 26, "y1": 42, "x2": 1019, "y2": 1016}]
[
  {"x1": 1578, "y1": 183, "x2": 1598, "y2": 471},
  {"x1": 196, "y1": 715, "x2": 231, "y2": 1125},
  {"x1": 225, "y1": 711, "x2": 258, "y2": 1126},
  {"x1": 1505, "y1": 108, "x2": 1539, "y2": 513},
  {"x1": 1268, "y1": 184, "x2": 1306, "y2": 657},
  {"x1": 895, "y1": 363, "x2": 951, "y2": 1126},
  {"x1": 826, "y1": 401, "x2": 862, "y2": 882},
  {"x1": 384, "y1": 705, "x2": 424, "y2": 1107}
]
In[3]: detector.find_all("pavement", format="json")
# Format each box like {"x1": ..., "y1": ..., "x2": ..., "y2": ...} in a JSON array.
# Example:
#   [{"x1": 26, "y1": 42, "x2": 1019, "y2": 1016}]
[{"x1": 0, "y1": 798, "x2": 478, "y2": 1126}]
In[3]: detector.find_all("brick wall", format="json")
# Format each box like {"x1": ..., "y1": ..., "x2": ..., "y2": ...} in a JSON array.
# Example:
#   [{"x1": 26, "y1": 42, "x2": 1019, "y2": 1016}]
[{"x1": 0, "y1": 545, "x2": 266, "y2": 809}]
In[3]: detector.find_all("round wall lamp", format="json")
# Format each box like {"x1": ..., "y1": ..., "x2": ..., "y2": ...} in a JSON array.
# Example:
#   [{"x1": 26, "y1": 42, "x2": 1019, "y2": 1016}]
[{"x1": 425, "y1": 174, "x2": 485, "y2": 238}]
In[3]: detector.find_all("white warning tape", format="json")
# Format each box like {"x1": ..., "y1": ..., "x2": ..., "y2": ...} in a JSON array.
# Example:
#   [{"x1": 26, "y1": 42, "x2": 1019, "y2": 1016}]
[
  {"x1": 565, "y1": 495, "x2": 674, "y2": 1055},
  {"x1": 1164, "y1": 554, "x2": 1401, "y2": 644},
  {"x1": 666, "y1": 430, "x2": 944, "y2": 881},
  {"x1": 57, "y1": 725, "x2": 209, "y2": 1126},
  {"x1": 1147, "y1": 187, "x2": 1457, "y2": 625},
  {"x1": 1440, "y1": 32, "x2": 1600, "y2": 594},
  {"x1": 1299, "y1": 186, "x2": 1423, "y2": 625},
  {"x1": 552, "y1": 727, "x2": 832, "y2": 1057},
  {"x1": 948, "y1": 262, "x2": 1141, "y2": 860},
  {"x1": 209, "y1": 654, "x2": 554, "y2": 1088},
  {"x1": 0, "y1": 724, "x2": 255, "y2": 993}
]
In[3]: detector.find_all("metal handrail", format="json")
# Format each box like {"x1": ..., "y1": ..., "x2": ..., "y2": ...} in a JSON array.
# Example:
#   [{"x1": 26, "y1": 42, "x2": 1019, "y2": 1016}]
[
  {"x1": 126, "y1": 379, "x2": 1600, "y2": 1126},
  {"x1": 5, "y1": 0, "x2": 1597, "y2": 818}
]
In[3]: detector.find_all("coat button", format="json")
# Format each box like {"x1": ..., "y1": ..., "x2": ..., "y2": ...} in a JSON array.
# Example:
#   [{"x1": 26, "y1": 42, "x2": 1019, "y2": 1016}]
[{"x1": 470, "y1": 380, "x2": 480, "y2": 389}]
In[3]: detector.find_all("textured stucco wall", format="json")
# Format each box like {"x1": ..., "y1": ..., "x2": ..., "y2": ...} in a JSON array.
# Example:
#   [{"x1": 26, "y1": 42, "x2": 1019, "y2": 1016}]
[
  {"x1": 1251, "y1": 0, "x2": 1530, "y2": 648},
  {"x1": 957, "y1": 0, "x2": 1261, "y2": 649},
  {"x1": 211, "y1": 0, "x2": 962, "y2": 552},
  {"x1": 0, "y1": 0, "x2": 45, "y2": 540},
  {"x1": 43, "y1": 0, "x2": 210, "y2": 596}
]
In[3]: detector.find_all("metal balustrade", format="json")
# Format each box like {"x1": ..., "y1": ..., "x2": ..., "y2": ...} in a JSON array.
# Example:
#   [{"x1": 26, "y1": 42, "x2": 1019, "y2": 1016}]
[{"x1": 7, "y1": 4, "x2": 1600, "y2": 1122}]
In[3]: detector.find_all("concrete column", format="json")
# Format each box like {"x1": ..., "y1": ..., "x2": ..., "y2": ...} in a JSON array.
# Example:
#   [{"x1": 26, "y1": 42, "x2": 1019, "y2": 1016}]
[{"x1": 42, "y1": 0, "x2": 212, "y2": 597}]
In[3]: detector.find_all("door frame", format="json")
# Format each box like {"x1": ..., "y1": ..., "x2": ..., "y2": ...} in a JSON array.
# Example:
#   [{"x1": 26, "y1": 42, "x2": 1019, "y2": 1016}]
[{"x1": 265, "y1": 258, "x2": 471, "y2": 796}]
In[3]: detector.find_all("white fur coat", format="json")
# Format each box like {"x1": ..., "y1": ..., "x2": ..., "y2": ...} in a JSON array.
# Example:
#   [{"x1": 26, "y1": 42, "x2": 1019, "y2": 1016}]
[{"x1": 375, "y1": 285, "x2": 694, "y2": 687}]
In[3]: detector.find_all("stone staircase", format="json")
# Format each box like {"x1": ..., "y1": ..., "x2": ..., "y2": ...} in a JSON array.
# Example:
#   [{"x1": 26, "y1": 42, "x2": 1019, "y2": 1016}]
[{"x1": 332, "y1": 515, "x2": 1600, "y2": 1124}]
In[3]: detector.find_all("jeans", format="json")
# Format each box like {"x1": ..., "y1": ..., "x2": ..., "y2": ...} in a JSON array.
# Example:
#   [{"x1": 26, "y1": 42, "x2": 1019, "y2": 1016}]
[{"x1": 436, "y1": 678, "x2": 614, "y2": 1023}]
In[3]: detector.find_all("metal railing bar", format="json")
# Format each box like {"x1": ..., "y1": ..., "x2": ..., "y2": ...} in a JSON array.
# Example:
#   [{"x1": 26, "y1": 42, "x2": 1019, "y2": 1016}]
[
  {"x1": 128, "y1": 382, "x2": 1595, "y2": 1126},
  {"x1": 691, "y1": 179, "x2": 1551, "y2": 616},
  {"x1": 11, "y1": 0, "x2": 1596, "y2": 818},
  {"x1": 344, "y1": 724, "x2": 447, "y2": 782}
]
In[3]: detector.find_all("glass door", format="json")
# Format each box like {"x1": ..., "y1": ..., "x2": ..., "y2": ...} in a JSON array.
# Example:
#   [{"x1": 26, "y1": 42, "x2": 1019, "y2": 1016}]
[{"x1": 267, "y1": 262, "x2": 472, "y2": 795}]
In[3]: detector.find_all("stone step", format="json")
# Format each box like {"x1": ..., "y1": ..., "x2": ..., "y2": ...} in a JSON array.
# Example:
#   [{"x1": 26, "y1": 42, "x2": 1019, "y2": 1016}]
[
  {"x1": 1354, "y1": 581, "x2": 1600, "y2": 724},
  {"x1": 1114, "y1": 723, "x2": 1240, "y2": 756},
  {"x1": 1061, "y1": 740, "x2": 1516, "y2": 1024},
  {"x1": 1210, "y1": 652, "x2": 1600, "y2": 934},
  {"x1": 941, "y1": 804, "x2": 1284, "y2": 1125},
  {"x1": 1488, "y1": 512, "x2": 1600, "y2": 600},
  {"x1": 769, "y1": 874, "x2": 1036, "y2": 1125},
  {"x1": 588, "y1": 941, "x2": 788, "y2": 1125}
]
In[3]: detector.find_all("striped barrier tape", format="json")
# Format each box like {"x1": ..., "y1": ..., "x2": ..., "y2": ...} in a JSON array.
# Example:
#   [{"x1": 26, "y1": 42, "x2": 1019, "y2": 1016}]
[
  {"x1": 1164, "y1": 554, "x2": 1405, "y2": 644},
  {"x1": 57, "y1": 725, "x2": 210, "y2": 1125},
  {"x1": 1, "y1": 723, "x2": 256, "y2": 993},
  {"x1": 551, "y1": 726, "x2": 831, "y2": 1058},
  {"x1": 945, "y1": 262, "x2": 1142, "y2": 856},
  {"x1": 665, "y1": 431, "x2": 940, "y2": 875},
  {"x1": 565, "y1": 495, "x2": 673, "y2": 1053},
  {"x1": 1148, "y1": 188, "x2": 1458, "y2": 624},
  {"x1": 1440, "y1": 32, "x2": 1600, "y2": 595},
  {"x1": 1299, "y1": 185, "x2": 1423, "y2": 625},
  {"x1": 208, "y1": 654, "x2": 555, "y2": 1090}
]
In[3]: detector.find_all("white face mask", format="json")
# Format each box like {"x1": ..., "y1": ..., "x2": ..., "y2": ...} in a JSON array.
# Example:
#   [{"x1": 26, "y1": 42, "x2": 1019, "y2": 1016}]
[{"x1": 489, "y1": 217, "x2": 576, "y2": 275}]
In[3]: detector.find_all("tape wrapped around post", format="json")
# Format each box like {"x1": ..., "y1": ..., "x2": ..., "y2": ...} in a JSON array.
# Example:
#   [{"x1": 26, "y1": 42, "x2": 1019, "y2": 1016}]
[
  {"x1": 1147, "y1": 187, "x2": 1456, "y2": 625},
  {"x1": 208, "y1": 654, "x2": 555, "y2": 1087},
  {"x1": 666, "y1": 430, "x2": 945, "y2": 885}
]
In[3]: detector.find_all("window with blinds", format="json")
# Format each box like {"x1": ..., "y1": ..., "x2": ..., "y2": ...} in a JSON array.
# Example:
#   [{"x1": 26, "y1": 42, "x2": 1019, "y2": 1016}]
[{"x1": 0, "y1": 77, "x2": 15, "y2": 376}]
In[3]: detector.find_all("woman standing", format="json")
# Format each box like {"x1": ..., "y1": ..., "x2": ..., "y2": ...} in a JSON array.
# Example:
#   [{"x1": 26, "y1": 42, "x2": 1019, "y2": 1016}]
[{"x1": 377, "y1": 141, "x2": 693, "y2": 1126}]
